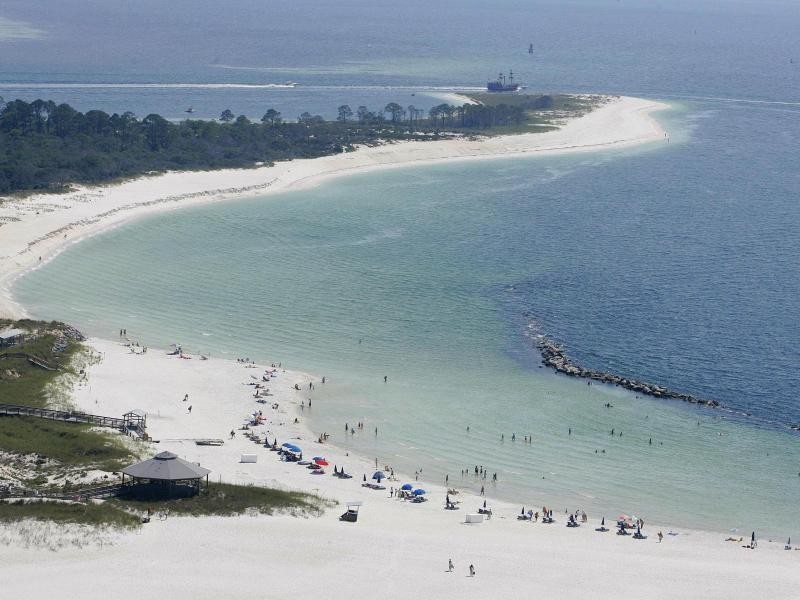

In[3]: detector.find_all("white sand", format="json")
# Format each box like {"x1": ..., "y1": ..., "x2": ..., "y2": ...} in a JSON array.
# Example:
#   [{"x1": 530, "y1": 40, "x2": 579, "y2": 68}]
[
  {"x1": 4, "y1": 96, "x2": 795, "y2": 596},
  {"x1": 0, "y1": 95, "x2": 667, "y2": 319},
  {"x1": 1, "y1": 337, "x2": 796, "y2": 599}
]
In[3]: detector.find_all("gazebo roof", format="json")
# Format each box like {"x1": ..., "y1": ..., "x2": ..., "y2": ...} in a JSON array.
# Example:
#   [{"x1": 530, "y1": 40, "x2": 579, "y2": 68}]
[{"x1": 122, "y1": 451, "x2": 210, "y2": 481}]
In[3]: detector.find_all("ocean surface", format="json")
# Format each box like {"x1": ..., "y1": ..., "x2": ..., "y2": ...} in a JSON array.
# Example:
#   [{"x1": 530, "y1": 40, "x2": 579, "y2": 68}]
[{"x1": 6, "y1": 0, "x2": 800, "y2": 536}]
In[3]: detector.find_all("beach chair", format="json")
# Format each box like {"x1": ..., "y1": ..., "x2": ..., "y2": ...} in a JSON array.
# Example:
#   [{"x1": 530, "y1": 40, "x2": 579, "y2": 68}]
[{"x1": 339, "y1": 501, "x2": 362, "y2": 522}]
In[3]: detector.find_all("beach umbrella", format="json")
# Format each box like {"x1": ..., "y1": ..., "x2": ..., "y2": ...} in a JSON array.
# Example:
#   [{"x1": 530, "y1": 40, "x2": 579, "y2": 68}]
[
  {"x1": 401, "y1": 483, "x2": 413, "y2": 491},
  {"x1": 372, "y1": 471, "x2": 385, "y2": 482},
  {"x1": 413, "y1": 489, "x2": 426, "y2": 496}
]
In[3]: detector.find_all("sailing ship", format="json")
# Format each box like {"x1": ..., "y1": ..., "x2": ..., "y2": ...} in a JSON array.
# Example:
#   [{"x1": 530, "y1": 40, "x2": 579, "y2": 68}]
[{"x1": 487, "y1": 70, "x2": 520, "y2": 92}]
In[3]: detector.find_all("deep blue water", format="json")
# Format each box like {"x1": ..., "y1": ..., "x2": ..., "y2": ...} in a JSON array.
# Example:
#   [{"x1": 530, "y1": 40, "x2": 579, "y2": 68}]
[
  {"x1": 5, "y1": 0, "x2": 800, "y2": 533},
  {"x1": 4, "y1": 0, "x2": 800, "y2": 424}
]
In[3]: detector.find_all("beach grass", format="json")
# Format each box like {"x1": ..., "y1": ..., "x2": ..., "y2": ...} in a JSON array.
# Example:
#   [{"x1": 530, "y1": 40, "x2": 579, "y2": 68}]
[
  {"x1": 116, "y1": 482, "x2": 332, "y2": 518},
  {"x1": 0, "y1": 416, "x2": 133, "y2": 472},
  {"x1": 0, "y1": 319, "x2": 81, "y2": 408},
  {"x1": 0, "y1": 319, "x2": 136, "y2": 477},
  {"x1": 0, "y1": 498, "x2": 140, "y2": 528}
]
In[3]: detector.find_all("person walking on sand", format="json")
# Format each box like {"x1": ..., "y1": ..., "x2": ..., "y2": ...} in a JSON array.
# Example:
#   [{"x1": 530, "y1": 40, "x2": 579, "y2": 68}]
[
  {"x1": 448, "y1": 559, "x2": 454, "y2": 572},
  {"x1": 188, "y1": 405, "x2": 192, "y2": 413},
  {"x1": 183, "y1": 394, "x2": 188, "y2": 402},
  {"x1": 384, "y1": 375, "x2": 388, "y2": 383},
  {"x1": 469, "y1": 564, "x2": 476, "y2": 577},
  {"x1": 480, "y1": 485, "x2": 485, "y2": 496},
  {"x1": 658, "y1": 531, "x2": 664, "y2": 543}
]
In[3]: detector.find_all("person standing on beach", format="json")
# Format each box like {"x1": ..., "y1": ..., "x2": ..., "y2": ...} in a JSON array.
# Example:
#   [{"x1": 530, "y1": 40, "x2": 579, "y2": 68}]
[
  {"x1": 469, "y1": 564, "x2": 475, "y2": 577},
  {"x1": 448, "y1": 559, "x2": 454, "y2": 573},
  {"x1": 658, "y1": 531, "x2": 664, "y2": 543},
  {"x1": 188, "y1": 405, "x2": 192, "y2": 413},
  {"x1": 480, "y1": 485, "x2": 484, "y2": 496},
  {"x1": 384, "y1": 375, "x2": 388, "y2": 383}
]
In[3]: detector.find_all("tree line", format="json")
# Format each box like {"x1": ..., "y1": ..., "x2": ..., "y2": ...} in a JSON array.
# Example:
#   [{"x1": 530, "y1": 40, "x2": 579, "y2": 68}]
[{"x1": 0, "y1": 96, "x2": 552, "y2": 193}]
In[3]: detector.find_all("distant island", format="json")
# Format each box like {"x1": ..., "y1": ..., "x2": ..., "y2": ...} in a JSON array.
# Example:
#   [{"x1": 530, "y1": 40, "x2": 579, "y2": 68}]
[{"x1": 0, "y1": 94, "x2": 602, "y2": 194}]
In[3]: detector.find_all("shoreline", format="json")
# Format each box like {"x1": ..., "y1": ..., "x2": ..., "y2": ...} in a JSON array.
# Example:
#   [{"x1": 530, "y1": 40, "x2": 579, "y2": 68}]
[
  {"x1": 0, "y1": 95, "x2": 668, "y2": 320},
  {"x1": 2, "y1": 89, "x2": 798, "y2": 593},
  {"x1": 2, "y1": 336, "x2": 795, "y2": 598}
]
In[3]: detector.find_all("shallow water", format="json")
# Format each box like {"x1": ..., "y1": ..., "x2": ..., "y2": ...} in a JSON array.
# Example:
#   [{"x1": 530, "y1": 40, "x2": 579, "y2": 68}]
[
  {"x1": 16, "y1": 112, "x2": 800, "y2": 536},
  {"x1": 7, "y1": 0, "x2": 800, "y2": 537}
]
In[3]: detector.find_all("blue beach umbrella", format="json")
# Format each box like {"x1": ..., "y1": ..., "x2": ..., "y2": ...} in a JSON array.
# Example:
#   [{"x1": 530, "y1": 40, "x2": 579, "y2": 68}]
[
  {"x1": 400, "y1": 483, "x2": 413, "y2": 491},
  {"x1": 372, "y1": 471, "x2": 385, "y2": 481},
  {"x1": 413, "y1": 489, "x2": 426, "y2": 496}
]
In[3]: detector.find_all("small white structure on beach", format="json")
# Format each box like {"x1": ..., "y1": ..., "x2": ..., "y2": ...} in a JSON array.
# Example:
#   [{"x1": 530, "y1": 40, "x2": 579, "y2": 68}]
[
  {"x1": 240, "y1": 454, "x2": 258, "y2": 463},
  {"x1": 0, "y1": 327, "x2": 25, "y2": 348},
  {"x1": 465, "y1": 513, "x2": 484, "y2": 524}
]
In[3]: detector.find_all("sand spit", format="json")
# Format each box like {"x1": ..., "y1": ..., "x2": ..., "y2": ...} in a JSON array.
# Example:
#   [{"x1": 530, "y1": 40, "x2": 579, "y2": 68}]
[{"x1": 0, "y1": 95, "x2": 667, "y2": 319}]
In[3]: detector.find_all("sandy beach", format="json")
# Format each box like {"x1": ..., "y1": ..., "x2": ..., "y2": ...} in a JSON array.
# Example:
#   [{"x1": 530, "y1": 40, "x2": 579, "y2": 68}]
[
  {"x1": 3, "y1": 93, "x2": 797, "y2": 598},
  {"x1": 1, "y1": 337, "x2": 796, "y2": 599},
  {"x1": 0, "y1": 95, "x2": 667, "y2": 320}
]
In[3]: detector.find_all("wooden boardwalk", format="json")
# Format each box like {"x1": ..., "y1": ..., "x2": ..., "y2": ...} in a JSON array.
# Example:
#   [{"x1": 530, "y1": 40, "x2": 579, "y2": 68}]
[
  {"x1": 0, "y1": 352, "x2": 61, "y2": 371},
  {"x1": 0, "y1": 403, "x2": 132, "y2": 432},
  {"x1": 0, "y1": 482, "x2": 125, "y2": 501}
]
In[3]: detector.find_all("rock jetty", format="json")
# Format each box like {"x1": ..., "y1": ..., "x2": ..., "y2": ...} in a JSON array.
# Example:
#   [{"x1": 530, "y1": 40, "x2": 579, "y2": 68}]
[{"x1": 524, "y1": 321, "x2": 721, "y2": 408}]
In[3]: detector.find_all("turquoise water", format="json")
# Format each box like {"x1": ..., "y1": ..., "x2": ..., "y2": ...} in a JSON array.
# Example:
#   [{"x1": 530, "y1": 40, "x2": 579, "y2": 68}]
[
  {"x1": 6, "y1": 0, "x2": 800, "y2": 537},
  {"x1": 15, "y1": 132, "x2": 800, "y2": 537}
]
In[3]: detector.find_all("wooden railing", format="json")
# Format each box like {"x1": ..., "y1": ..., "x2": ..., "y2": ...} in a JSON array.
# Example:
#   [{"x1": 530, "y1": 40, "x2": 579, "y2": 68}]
[
  {"x1": 0, "y1": 403, "x2": 127, "y2": 430},
  {"x1": 0, "y1": 482, "x2": 125, "y2": 501},
  {"x1": 0, "y1": 352, "x2": 61, "y2": 371}
]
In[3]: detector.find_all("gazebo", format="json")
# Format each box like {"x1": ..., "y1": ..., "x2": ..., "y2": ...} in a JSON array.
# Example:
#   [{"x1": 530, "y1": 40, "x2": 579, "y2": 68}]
[{"x1": 121, "y1": 451, "x2": 210, "y2": 498}]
